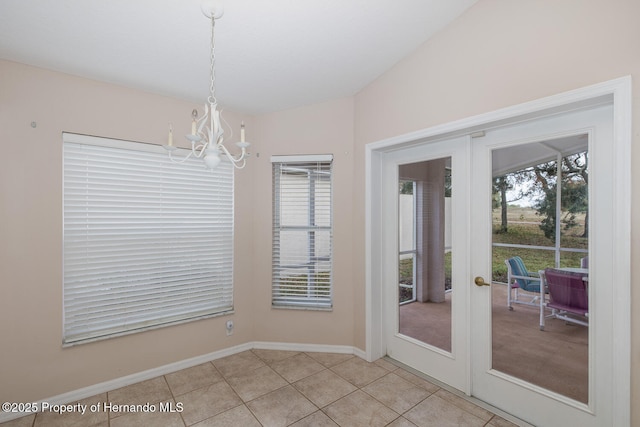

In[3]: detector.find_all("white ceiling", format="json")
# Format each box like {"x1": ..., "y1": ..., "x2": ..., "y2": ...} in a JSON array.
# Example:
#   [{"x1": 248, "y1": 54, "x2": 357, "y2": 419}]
[
  {"x1": 0, "y1": 0, "x2": 477, "y2": 114},
  {"x1": 493, "y1": 134, "x2": 589, "y2": 177}
]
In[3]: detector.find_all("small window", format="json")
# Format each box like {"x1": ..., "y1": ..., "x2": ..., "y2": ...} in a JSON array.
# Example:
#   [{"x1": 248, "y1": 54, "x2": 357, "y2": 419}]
[
  {"x1": 271, "y1": 155, "x2": 333, "y2": 309},
  {"x1": 63, "y1": 133, "x2": 234, "y2": 345}
]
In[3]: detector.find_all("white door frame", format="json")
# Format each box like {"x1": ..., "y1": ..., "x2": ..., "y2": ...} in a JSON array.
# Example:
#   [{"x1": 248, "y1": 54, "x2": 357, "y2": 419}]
[{"x1": 364, "y1": 77, "x2": 631, "y2": 424}]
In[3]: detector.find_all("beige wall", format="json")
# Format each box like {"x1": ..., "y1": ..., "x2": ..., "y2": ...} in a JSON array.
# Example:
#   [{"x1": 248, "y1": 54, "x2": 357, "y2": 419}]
[
  {"x1": 251, "y1": 99, "x2": 356, "y2": 346},
  {"x1": 1, "y1": 0, "x2": 639, "y2": 423},
  {"x1": 0, "y1": 60, "x2": 257, "y2": 402},
  {"x1": 352, "y1": 0, "x2": 640, "y2": 423},
  {"x1": 0, "y1": 60, "x2": 356, "y2": 404}
]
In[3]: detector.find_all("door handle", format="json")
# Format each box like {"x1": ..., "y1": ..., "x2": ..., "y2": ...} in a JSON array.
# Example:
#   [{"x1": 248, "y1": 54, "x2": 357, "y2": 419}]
[{"x1": 474, "y1": 276, "x2": 490, "y2": 287}]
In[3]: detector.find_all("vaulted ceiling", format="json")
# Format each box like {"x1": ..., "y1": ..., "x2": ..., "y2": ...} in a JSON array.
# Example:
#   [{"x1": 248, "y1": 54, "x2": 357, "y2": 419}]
[{"x1": 0, "y1": 0, "x2": 477, "y2": 114}]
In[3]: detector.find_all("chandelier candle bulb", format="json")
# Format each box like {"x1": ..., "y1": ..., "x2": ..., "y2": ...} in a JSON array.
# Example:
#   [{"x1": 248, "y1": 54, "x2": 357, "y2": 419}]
[
  {"x1": 240, "y1": 122, "x2": 245, "y2": 142},
  {"x1": 167, "y1": 124, "x2": 173, "y2": 147}
]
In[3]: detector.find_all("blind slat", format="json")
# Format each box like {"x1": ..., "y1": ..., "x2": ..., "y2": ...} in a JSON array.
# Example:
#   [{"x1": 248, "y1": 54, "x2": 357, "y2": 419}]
[
  {"x1": 63, "y1": 135, "x2": 234, "y2": 344},
  {"x1": 272, "y1": 158, "x2": 333, "y2": 308}
]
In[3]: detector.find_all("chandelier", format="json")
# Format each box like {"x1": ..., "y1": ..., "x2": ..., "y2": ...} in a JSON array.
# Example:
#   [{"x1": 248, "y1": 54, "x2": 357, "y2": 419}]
[{"x1": 164, "y1": 0, "x2": 250, "y2": 169}]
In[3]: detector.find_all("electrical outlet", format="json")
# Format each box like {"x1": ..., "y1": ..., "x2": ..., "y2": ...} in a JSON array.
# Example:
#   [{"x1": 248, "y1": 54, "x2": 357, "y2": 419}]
[{"x1": 225, "y1": 320, "x2": 234, "y2": 336}]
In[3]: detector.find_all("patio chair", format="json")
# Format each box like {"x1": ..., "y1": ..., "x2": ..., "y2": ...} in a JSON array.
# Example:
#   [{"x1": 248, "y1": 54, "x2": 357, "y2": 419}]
[
  {"x1": 580, "y1": 256, "x2": 589, "y2": 268},
  {"x1": 540, "y1": 268, "x2": 588, "y2": 331},
  {"x1": 504, "y1": 256, "x2": 543, "y2": 311}
]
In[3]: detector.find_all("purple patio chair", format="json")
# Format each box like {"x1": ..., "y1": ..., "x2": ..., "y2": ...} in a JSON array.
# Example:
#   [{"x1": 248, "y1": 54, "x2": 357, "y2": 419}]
[{"x1": 540, "y1": 268, "x2": 589, "y2": 330}]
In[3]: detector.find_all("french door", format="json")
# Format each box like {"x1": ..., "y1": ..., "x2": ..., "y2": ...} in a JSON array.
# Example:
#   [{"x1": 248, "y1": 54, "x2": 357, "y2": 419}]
[
  {"x1": 381, "y1": 135, "x2": 470, "y2": 392},
  {"x1": 370, "y1": 79, "x2": 630, "y2": 427},
  {"x1": 469, "y1": 104, "x2": 615, "y2": 426}
]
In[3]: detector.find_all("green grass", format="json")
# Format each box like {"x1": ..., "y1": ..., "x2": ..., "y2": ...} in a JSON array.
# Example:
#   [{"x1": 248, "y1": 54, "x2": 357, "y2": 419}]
[
  {"x1": 491, "y1": 209, "x2": 587, "y2": 282},
  {"x1": 398, "y1": 252, "x2": 452, "y2": 302},
  {"x1": 398, "y1": 207, "x2": 588, "y2": 291},
  {"x1": 275, "y1": 272, "x2": 331, "y2": 297}
]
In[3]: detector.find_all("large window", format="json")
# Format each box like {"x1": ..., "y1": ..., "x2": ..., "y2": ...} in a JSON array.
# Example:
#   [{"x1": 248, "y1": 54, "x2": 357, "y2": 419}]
[
  {"x1": 63, "y1": 133, "x2": 234, "y2": 345},
  {"x1": 271, "y1": 155, "x2": 333, "y2": 309}
]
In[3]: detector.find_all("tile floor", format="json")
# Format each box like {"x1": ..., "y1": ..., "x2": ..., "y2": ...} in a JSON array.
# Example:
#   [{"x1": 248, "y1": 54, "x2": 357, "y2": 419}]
[{"x1": 1, "y1": 350, "x2": 520, "y2": 427}]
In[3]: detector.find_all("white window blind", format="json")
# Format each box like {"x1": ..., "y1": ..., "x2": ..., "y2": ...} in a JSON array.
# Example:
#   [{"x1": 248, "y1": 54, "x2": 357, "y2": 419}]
[
  {"x1": 272, "y1": 155, "x2": 333, "y2": 308},
  {"x1": 63, "y1": 133, "x2": 234, "y2": 345}
]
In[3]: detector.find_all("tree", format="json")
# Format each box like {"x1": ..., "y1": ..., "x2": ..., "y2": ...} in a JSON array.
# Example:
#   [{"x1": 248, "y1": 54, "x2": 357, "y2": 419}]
[
  {"x1": 492, "y1": 169, "x2": 538, "y2": 233},
  {"x1": 399, "y1": 181, "x2": 413, "y2": 195},
  {"x1": 534, "y1": 152, "x2": 588, "y2": 240},
  {"x1": 493, "y1": 176, "x2": 511, "y2": 233},
  {"x1": 562, "y1": 154, "x2": 589, "y2": 238}
]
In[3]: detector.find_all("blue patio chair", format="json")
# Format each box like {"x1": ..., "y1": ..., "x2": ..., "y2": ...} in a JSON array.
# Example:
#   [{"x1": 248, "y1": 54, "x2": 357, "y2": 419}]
[{"x1": 504, "y1": 256, "x2": 543, "y2": 311}]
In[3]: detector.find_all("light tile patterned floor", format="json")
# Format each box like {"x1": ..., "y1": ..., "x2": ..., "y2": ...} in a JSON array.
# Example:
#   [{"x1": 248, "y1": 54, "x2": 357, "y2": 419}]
[{"x1": 1, "y1": 350, "x2": 519, "y2": 427}]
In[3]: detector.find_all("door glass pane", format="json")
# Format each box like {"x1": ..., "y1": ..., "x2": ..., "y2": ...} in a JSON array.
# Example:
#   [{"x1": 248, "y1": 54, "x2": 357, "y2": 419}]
[
  {"x1": 399, "y1": 181, "x2": 416, "y2": 304},
  {"x1": 491, "y1": 136, "x2": 589, "y2": 403},
  {"x1": 398, "y1": 157, "x2": 452, "y2": 352}
]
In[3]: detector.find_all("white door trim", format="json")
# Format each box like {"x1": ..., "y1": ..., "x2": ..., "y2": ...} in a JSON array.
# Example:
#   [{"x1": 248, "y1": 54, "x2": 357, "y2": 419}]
[{"x1": 364, "y1": 76, "x2": 631, "y2": 425}]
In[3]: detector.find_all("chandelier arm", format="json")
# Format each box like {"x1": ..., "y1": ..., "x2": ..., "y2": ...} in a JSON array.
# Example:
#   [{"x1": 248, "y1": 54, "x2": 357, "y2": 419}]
[
  {"x1": 217, "y1": 140, "x2": 238, "y2": 160},
  {"x1": 219, "y1": 108, "x2": 234, "y2": 141},
  {"x1": 217, "y1": 142, "x2": 248, "y2": 169},
  {"x1": 191, "y1": 142, "x2": 209, "y2": 158},
  {"x1": 197, "y1": 105, "x2": 211, "y2": 143},
  {"x1": 232, "y1": 159, "x2": 248, "y2": 169},
  {"x1": 196, "y1": 110, "x2": 208, "y2": 136},
  {"x1": 168, "y1": 150, "x2": 194, "y2": 164}
]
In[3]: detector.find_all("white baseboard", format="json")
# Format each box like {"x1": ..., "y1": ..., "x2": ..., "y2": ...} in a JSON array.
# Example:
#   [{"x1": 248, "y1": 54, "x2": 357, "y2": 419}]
[
  {"x1": 0, "y1": 342, "x2": 364, "y2": 423},
  {"x1": 252, "y1": 341, "x2": 367, "y2": 360}
]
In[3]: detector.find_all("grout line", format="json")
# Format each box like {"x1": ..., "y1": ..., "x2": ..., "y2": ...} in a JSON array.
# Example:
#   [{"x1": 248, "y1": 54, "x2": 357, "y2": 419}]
[{"x1": 383, "y1": 356, "x2": 533, "y2": 427}]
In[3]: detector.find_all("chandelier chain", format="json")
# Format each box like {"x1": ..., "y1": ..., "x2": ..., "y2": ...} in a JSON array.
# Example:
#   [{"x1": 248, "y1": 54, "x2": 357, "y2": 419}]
[{"x1": 209, "y1": 14, "x2": 217, "y2": 105}]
